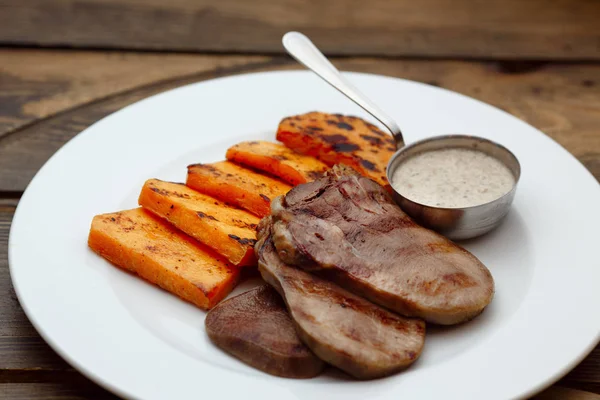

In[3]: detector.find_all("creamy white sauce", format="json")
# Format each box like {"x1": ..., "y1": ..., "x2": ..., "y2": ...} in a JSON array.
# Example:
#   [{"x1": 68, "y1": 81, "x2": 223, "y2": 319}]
[{"x1": 391, "y1": 148, "x2": 515, "y2": 208}]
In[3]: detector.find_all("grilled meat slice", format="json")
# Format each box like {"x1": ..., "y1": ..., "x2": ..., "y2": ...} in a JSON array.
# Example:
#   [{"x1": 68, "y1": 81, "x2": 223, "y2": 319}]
[
  {"x1": 268, "y1": 165, "x2": 494, "y2": 325},
  {"x1": 205, "y1": 285, "x2": 325, "y2": 378},
  {"x1": 256, "y1": 225, "x2": 425, "y2": 379}
]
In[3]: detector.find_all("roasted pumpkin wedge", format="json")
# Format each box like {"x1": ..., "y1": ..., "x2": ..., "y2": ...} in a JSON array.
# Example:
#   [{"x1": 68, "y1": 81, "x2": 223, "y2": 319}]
[
  {"x1": 277, "y1": 112, "x2": 396, "y2": 185},
  {"x1": 139, "y1": 179, "x2": 259, "y2": 267},
  {"x1": 88, "y1": 208, "x2": 239, "y2": 309},
  {"x1": 226, "y1": 141, "x2": 328, "y2": 185},
  {"x1": 186, "y1": 161, "x2": 291, "y2": 217}
]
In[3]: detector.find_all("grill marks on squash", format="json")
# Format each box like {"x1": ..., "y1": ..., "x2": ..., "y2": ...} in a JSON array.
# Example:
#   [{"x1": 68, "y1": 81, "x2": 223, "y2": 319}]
[
  {"x1": 228, "y1": 234, "x2": 257, "y2": 246},
  {"x1": 197, "y1": 211, "x2": 218, "y2": 221},
  {"x1": 149, "y1": 184, "x2": 192, "y2": 199},
  {"x1": 186, "y1": 161, "x2": 291, "y2": 217},
  {"x1": 321, "y1": 134, "x2": 350, "y2": 144},
  {"x1": 277, "y1": 112, "x2": 396, "y2": 185},
  {"x1": 360, "y1": 134, "x2": 384, "y2": 146},
  {"x1": 139, "y1": 179, "x2": 260, "y2": 266},
  {"x1": 226, "y1": 141, "x2": 329, "y2": 185}
]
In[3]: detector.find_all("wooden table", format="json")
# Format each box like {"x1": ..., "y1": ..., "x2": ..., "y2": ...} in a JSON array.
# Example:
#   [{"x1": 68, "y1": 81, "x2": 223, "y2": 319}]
[{"x1": 1, "y1": 1, "x2": 599, "y2": 398}]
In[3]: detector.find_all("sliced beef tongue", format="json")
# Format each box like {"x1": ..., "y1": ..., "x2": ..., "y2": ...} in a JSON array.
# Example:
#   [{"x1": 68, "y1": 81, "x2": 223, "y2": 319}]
[
  {"x1": 205, "y1": 285, "x2": 324, "y2": 378},
  {"x1": 269, "y1": 164, "x2": 494, "y2": 325},
  {"x1": 256, "y1": 226, "x2": 425, "y2": 380}
]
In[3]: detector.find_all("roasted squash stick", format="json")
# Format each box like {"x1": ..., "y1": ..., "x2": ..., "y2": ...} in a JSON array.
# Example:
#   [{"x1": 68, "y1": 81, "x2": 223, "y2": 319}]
[
  {"x1": 225, "y1": 141, "x2": 328, "y2": 185},
  {"x1": 277, "y1": 112, "x2": 396, "y2": 185},
  {"x1": 139, "y1": 179, "x2": 259, "y2": 267},
  {"x1": 88, "y1": 208, "x2": 239, "y2": 310},
  {"x1": 187, "y1": 161, "x2": 291, "y2": 217}
]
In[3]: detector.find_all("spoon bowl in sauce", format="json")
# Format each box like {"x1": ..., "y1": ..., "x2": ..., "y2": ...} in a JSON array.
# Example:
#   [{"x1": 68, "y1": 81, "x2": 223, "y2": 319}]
[{"x1": 283, "y1": 31, "x2": 521, "y2": 239}]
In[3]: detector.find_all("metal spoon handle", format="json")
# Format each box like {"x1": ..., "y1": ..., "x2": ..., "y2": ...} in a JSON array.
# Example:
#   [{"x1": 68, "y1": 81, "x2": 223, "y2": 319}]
[{"x1": 282, "y1": 31, "x2": 405, "y2": 148}]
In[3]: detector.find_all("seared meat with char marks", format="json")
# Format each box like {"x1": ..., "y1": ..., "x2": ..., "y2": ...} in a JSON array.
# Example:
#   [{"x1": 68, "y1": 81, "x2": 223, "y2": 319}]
[
  {"x1": 256, "y1": 221, "x2": 425, "y2": 379},
  {"x1": 267, "y1": 165, "x2": 494, "y2": 325}
]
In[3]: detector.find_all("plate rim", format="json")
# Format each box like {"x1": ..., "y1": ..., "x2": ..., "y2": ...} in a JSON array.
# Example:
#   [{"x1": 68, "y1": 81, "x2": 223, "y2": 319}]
[{"x1": 8, "y1": 69, "x2": 600, "y2": 400}]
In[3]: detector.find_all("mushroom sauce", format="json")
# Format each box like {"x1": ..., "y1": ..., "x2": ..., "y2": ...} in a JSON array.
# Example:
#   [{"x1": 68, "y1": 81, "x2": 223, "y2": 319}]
[{"x1": 390, "y1": 148, "x2": 515, "y2": 208}]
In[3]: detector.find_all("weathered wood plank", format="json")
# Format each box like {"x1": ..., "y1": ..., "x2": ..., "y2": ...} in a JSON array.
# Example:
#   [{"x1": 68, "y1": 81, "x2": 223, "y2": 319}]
[
  {"x1": 0, "y1": 381, "x2": 117, "y2": 400},
  {"x1": 0, "y1": 0, "x2": 600, "y2": 59},
  {"x1": 1, "y1": 383, "x2": 597, "y2": 400},
  {"x1": 5, "y1": 384, "x2": 592, "y2": 400},
  {"x1": 1, "y1": 52, "x2": 599, "y2": 192},
  {"x1": 0, "y1": 62, "x2": 285, "y2": 192},
  {"x1": 0, "y1": 50, "x2": 270, "y2": 138},
  {"x1": 534, "y1": 387, "x2": 600, "y2": 400},
  {"x1": 562, "y1": 346, "x2": 600, "y2": 394}
]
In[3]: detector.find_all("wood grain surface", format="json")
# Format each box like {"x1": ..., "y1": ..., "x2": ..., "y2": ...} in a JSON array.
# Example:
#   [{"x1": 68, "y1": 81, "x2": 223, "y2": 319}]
[
  {"x1": 1, "y1": 0, "x2": 600, "y2": 60},
  {"x1": 1, "y1": 2, "x2": 600, "y2": 397}
]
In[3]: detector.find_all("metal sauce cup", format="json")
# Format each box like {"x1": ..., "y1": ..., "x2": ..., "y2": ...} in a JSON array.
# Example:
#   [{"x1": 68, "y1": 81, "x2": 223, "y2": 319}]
[{"x1": 386, "y1": 135, "x2": 521, "y2": 240}]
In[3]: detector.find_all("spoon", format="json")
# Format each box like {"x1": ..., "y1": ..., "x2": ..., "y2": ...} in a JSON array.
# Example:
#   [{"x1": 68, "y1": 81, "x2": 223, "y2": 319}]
[
  {"x1": 282, "y1": 31, "x2": 521, "y2": 240},
  {"x1": 282, "y1": 32, "x2": 405, "y2": 149}
]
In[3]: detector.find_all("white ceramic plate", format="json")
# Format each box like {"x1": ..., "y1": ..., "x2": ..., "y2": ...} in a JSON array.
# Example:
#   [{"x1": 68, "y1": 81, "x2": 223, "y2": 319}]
[{"x1": 9, "y1": 71, "x2": 600, "y2": 400}]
